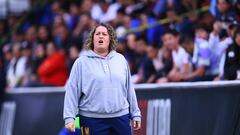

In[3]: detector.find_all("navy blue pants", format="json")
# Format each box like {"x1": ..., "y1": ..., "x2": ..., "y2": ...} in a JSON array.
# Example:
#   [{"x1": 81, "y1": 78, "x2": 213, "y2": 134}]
[{"x1": 79, "y1": 114, "x2": 132, "y2": 135}]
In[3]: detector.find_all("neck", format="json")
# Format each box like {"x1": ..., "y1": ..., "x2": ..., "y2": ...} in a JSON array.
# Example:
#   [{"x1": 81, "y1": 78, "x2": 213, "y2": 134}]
[{"x1": 93, "y1": 49, "x2": 109, "y2": 57}]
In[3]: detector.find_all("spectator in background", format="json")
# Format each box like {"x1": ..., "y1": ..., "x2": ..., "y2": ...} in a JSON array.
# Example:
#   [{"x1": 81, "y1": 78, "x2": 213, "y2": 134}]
[
  {"x1": 66, "y1": 3, "x2": 79, "y2": 31},
  {"x1": 37, "y1": 42, "x2": 68, "y2": 86},
  {"x1": 7, "y1": 43, "x2": 27, "y2": 87},
  {"x1": 125, "y1": 33, "x2": 138, "y2": 75},
  {"x1": 24, "y1": 25, "x2": 37, "y2": 48},
  {"x1": 67, "y1": 45, "x2": 80, "y2": 72},
  {"x1": 37, "y1": 25, "x2": 52, "y2": 44},
  {"x1": 53, "y1": 24, "x2": 71, "y2": 53},
  {"x1": 20, "y1": 41, "x2": 34, "y2": 86},
  {"x1": 181, "y1": 32, "x2": 216, "y2": 81},
  {"x1": 91, "y1": 0, "x2": 120, "y2": 23},
  {"x1": 233, "y1": 0, "x2": 240, "y2": 20},
  {"x1": 72, "y1": 13, "x2": 92, "y2": 51},
  {"x1": 214, "y1": 0, "x2": 235, "y2": 21},
  {"x1": 2, "y1": 44, "x2": 12, "y2": 69},
  {"x1": 209, "y1": 20, "x2": 239, "y2": 80},
  {"x1": 224, "y1": 27, "x2": 240, "y2": 80},
  {"x1": 132, "y1": 37, "x2": 148, "y2": 83},
  {"x1": 25, "y1": 43, "x2": 46, "y2": 87},
  {"x1": 145, "y1": 45, "x2": 172, "y2": 83},
  {"x1": 157, "y1": 29, "x2": 190, "y2": 83}
]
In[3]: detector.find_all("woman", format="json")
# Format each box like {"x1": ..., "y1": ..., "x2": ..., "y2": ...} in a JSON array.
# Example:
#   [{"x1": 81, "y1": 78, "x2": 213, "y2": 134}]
[
  {"x1": 63, "y1": 23, "x2": 141, "y2": 135},
  {"x1": 224, "y1": 28, "x2": 240, "y2": 80}
]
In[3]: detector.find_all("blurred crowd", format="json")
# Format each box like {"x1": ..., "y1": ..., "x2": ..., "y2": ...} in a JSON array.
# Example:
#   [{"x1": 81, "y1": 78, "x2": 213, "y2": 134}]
[{"x1": 0, "y1": 0, "x2": 240, "y2": 89}]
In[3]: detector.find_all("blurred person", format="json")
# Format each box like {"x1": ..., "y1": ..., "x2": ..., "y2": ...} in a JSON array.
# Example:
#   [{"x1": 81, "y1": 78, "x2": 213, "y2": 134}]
[
  {"x1": 67, "y1": 3, "x2": 79, "y2": 31},
  {"x1": 0, "y1": 20, "x2": 6, "y2": 37},
  {"x1": 145, "y1": 45, "x2": 172, "y2": 83},
  {"x1": 2, "y1": 44, "x2": 12, "y2": 69},
  {"x1": 153, "y1": 0, "x2": 181, "y2": 17},
  {"x1": 158, "y1": 29, "x2": 191, "y2": 83},
  {"x1": 64, "y1": 23, "x2": 141, "y2": 134},
  {"x1": 181, "y1": 34, "x2": 217, "y2": 81},
  {"x1": 91, "y1": 0, "x2": 121, "y2": 23},
  {"x1": 132, "y1": 37, "x2": 148, "y2": 83},
  {"x1": 53, "y1": 24, "x2": 71, "y2": 53},
  {"x1": 10, "y1": 29, "x2": 24, "y2": 43},
  {"x1": 25, "y1": 26, "x2": 37, "y2": 47},
  {"x1": 25, "y1": 43, "x2": 46, "y2": 87},
  {"x1": 20, "y1": 41, "x2": 34, "y2": 86},
  {"x1": 233, "y1": 0, "x2": 240, "y2": 20},
  {"x1": 67, "y1": 45, "x2": 80, "y2": 73},
  {"x1": 37, "y1": 25, "x2": 51, "y2": 44},
  {"x1": 53, "y1": 15, "x2": 66, "y2": 28},
  {"x1": 138, "y1": 12, "x2": 164, "y2": 45},
  {"x1": 214, "y1": 0, "x2": 235, "y2": 21},
  {"x1": 79, "y1": 0, "x2": 94, "y2": 14},
  {"x1": 224, "y1": 27, "x2": 240, "y2": 80},
  {"x1": 37, "y1": 42, "x2": 68, "y2": 86},
  {"x1": 6, "y1": 43, "x2": 27, "y2": 87},
  {"x1": 7, "y1": 15, "x2": 17, "y2": 29},
  {"x1": 72, "y1": 13, "x2": 92, "y2": 51},
  {"x1": 165, "y1": 8, "x2": 195, "y2": 42},
  {"x1": 125, "y1": 33, "x2": 138, "y2": 74},
  {"x1": 209, "y1": 20, "x2": 238, "y2": 80}
]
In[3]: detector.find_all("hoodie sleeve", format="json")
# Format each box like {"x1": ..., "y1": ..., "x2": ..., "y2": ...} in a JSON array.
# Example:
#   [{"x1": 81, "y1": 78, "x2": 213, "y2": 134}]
[
  {"x1": 125, "y1": 60, "x2": 141, "y2": 121},
  {"x1": 63, "y1": 59, "x2": 82, "y2": 125}
]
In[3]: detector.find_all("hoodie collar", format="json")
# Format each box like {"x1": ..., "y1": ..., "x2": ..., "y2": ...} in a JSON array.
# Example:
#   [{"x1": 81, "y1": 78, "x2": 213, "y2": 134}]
[{"x1": 81, "y1": 50, "x2": 116, "y2": 59}]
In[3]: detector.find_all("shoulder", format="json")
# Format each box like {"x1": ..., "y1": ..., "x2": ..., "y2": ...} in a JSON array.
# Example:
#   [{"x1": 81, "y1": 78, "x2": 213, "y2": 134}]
[{"x1": 115, "y1": 51, "x2": 125, "y2": 59}]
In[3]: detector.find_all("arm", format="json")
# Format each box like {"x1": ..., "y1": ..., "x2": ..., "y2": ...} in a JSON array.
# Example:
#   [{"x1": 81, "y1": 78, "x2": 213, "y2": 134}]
[
  {"x1": 63, "y1": 59, "x2": 82, "y2": 126},
  {"x1": 38, "y1": 52, "x2": 65, "y2": 76},
  {"x1": 184, "y1": 66, "x2": 206, "y2": 80},
  {"x1": 125, "y1": 61, "x2": 141, "y2": 121}
]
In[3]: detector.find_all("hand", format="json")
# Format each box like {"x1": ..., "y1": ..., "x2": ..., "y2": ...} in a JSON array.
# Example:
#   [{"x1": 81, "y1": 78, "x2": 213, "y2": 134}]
[
  {"x1": 65, "y1": 122, "x2": 75, "y2": 132},
  {"x1": 132, "y1": 120, "x2": 141, "y2": 130}
]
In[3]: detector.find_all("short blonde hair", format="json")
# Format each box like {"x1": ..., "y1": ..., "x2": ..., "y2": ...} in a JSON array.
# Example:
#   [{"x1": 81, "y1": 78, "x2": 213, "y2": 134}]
[{"x1": 84, "y1": 23, "x2": 117, "y2": 51}]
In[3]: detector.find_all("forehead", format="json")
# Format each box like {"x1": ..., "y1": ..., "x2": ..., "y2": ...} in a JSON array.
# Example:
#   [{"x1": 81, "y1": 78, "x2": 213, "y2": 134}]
[
  {"x1": 95, "y1": 26, "x2": 108, "y2": 33},
  {"x1": 162, "y1": 33, "x2": 175, "y2": 39}
]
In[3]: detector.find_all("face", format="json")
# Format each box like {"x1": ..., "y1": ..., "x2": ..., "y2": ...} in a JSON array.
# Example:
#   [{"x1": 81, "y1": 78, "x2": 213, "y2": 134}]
[
  {"x1": 217, "y1": 0, "x2": 229, "y2": 13},
  {"x1": 135, "y1": 40, "x2": 147, "y2": 54},
  {"x1": 93, "y1": 26, "x2": 110, "y2": 53},
  {"x1": 162, "y1": 33, "x2": 178, "y2": 50},
  {"x1": 38, "y1": 26, "x2": 48, "y2": 40},
  {"x1": 182, "y1": 43, "x2": 194, "y2": 55},
  {"x1": 146, "y1": 46, "x2": 158, "y2": 59},
  {"x1": 195, "y1": 29, "x2": 208, "y2": 40},
  {"x1": 235, "y1": 33, "x2": 240, "y2": 47},
  {"x1": 35, "y1": 44, "x2": 45, "y2": 58},
  {"x1": 46, "y1": 42, "x2": 56, "y2": 56},
  {"x1": 127, "y1": 34, "x2": 136, "y2": 50}
]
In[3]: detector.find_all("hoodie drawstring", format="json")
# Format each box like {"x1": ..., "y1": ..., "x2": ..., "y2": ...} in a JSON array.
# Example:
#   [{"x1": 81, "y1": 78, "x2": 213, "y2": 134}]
[{"x1": 107, "y1": 58, "x2": 112, "y2": 82}]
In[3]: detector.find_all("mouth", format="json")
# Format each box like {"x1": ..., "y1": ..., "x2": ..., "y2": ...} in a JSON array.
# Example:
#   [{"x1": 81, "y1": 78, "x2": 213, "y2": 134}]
[{"x1": 98, "y1": 40, "x2": 104, "y2": 44}]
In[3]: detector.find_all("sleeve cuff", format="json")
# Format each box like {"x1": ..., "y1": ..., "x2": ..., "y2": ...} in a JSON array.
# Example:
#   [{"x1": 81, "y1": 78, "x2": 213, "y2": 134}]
[
  {"x1": 65, "y1": 117, "x2": 75, "y2": 125},
  {"x1": 132, "y1": 116, "x2": 141, "y2": 121}
]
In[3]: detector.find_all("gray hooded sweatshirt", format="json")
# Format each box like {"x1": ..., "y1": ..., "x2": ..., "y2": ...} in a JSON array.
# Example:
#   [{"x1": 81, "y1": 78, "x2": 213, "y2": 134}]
[{"x1": 63, "y1": 50, "x2": 141, "y2": 125}]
